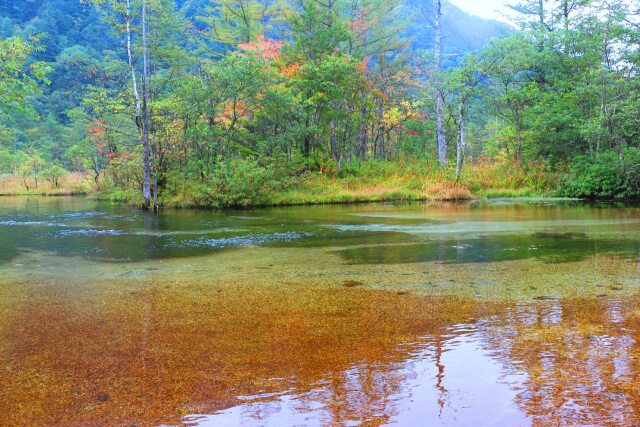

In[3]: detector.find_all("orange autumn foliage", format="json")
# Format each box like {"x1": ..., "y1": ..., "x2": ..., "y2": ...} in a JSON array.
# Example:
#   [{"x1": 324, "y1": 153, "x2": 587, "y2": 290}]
[
  {"x1": 356, "y1": 57, "x2": 370, "y2": 74},
  {"x1": 221, "y1": 100, "x2": 247, "y2": 126},
  {"x1": 281, "y1": 62, "x2": 301, "y2": 78},
  {"x1": 238, "y1": 35, "x2": 285, "y2": 60}
]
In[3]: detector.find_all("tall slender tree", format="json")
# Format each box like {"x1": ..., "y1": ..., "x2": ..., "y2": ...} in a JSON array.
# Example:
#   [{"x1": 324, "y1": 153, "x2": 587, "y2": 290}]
[
  {"x1": 434, "y1": 0, "x2": 446, "y2": 166},
  {"x1": 140, "y1": 0, "x2": 153, "y2": 210}
]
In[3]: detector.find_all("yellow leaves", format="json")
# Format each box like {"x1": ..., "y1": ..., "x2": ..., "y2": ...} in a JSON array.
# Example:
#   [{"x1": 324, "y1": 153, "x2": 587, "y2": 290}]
[
  {"x1": 382, "y1": 107, "x2": 402, "y2": 128},
  {"x1": 307, "y1": 91, "x2": 327, "y2": 106},
  {"x1": 382, "y1": 100, "x2": 421, "y2": 129}
]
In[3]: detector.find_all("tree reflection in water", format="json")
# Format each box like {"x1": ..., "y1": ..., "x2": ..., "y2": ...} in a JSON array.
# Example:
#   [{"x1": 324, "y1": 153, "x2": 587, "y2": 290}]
[{"x1": 190, "y1": 296, "x2": 640, "y2": 426}]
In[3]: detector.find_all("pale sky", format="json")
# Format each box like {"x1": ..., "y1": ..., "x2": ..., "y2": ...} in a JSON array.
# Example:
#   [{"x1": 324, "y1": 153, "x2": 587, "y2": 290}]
[{"x1": 450, "y1": 0, "x2": 514, "y2": 23}]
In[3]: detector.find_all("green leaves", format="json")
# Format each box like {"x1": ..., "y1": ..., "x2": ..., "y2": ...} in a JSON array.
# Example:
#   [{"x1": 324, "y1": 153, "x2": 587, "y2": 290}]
[
  {"x1": 0, "y1": 35, "x2": 51, "y2": 119},
  {"x1": 558, "y1": 148, "x2": 640, "y2": 199}
]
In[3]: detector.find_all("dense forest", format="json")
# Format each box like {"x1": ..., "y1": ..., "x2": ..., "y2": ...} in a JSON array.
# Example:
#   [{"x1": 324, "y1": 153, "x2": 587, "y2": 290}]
[{"x1": 0, "y1": 0, "x2": 638, "y2": 208}]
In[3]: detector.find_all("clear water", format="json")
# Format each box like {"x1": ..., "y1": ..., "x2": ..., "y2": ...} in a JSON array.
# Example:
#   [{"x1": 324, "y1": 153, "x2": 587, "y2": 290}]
[{"x1": 1, "y1": 197, "x2": 640, "y2": 425}]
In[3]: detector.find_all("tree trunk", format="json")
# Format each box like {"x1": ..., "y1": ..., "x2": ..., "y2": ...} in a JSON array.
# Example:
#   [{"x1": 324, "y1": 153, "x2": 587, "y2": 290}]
[
  {"x1": 141, "y1": 0, "x2": 152, "y2": 208},
  {"x1": 376, "y1": 98, "x2": 385, "y2": 160},
  {"x1": 436, "y1": 91, "x2": 446, "y2": 166},
  {"x1": 434, "y1": 0, "x2": 447, "y2": 166},
  {"x1": 358, "y1": 103, "x2": 368, "y2": 160},
  {"x1": 125, "y1": 0, "x2": 140, "y2": 121},
  {"x1": 303, "y1": 116, "x2": 311, "y2": 156},
  {"x1": 152, "y1": 136, "x2": 159, "y2": 214},
  {"x1": 538, "y1": 0, "x2": 545, "y2": 30},
  {"x1": 330, "y1": 119, "x2": 337, "y2": 161},
  {"x1": 563, "y1": 0, "x2": 570, "y2": 53},
  {"x1": 515, "y1": 123, "x2": 522, "y2": 164},
  {"x1": 455, "y1": 105, "x2": 466, "y2": 180}
]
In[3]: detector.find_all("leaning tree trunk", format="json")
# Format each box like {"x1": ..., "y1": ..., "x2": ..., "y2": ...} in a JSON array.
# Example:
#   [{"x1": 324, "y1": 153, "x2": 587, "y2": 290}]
[{"x1": 434, "y1": 0, "x2": 447, "y2": 166}]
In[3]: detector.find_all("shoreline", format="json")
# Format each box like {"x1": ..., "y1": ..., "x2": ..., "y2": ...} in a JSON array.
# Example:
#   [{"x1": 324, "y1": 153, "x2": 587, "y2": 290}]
[
  {"x1": 0, "y1": 191, "x2": 587, "y2": 210},
  {"x1": 0, "y1": 161, "x2": 557, "y2": 208}
]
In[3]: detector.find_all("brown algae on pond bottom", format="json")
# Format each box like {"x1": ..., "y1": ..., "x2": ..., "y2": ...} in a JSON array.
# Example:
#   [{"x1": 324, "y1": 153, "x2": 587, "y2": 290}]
[
  {"x1": 2, "y1": 198, "x2": 640, "y2": 425},
  {"x1": 0, "y1": 276, "x2": 486, "y2": 425},
  {"x1": 2, "y1": 259, "x2": 640, "y2": 426}
]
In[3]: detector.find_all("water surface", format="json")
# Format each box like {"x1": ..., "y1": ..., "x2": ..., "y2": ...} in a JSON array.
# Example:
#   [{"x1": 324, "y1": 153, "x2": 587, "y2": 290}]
[{"x1": 1, "y1": 197, "x2": 639, "y2": 425}]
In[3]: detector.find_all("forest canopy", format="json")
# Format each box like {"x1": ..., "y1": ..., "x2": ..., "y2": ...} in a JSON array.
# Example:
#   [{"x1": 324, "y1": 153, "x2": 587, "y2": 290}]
[{"x1": 0, "y1": 0, "x2": 638, "y2": 207}]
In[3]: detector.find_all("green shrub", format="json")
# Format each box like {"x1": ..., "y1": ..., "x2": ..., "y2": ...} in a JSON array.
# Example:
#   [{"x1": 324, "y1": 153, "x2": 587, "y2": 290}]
[
  {"x1": 211, "y1": 159, "x2": 274, "y2": 207},
  {"x1": 558, "y1": 148, "x2": 640, "y2": 199},
  {"x1": 40, "y1": 164, "x2": 67, "y2": 188}
]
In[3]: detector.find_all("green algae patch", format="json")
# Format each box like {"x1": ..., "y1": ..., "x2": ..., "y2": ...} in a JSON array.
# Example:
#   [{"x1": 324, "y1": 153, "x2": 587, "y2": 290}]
[{"x1": 335, "y1": 234, "x2": 640, "y2": 265}]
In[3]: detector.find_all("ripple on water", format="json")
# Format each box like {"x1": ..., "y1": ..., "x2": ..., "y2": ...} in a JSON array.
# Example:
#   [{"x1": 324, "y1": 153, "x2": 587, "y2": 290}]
[
  {"x1": 50, "y1": 211, "x2": 103, "y2": 219},
  {"x1": 0, "y1": 220, "x2": 68, "y2": 227},
  {"x1": 55, "y1": 229, "x2": 127, "y2": 236},
  {"x1": 167, "y1": 232, "x2": 313, "y2": 249},
  {"x1": 331, "y1": 219, "x2": 640, "y2": 235}
]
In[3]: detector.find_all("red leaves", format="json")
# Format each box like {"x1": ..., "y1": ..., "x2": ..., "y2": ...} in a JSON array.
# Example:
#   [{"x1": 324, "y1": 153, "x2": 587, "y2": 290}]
[
  {"x1": 238, "y1": 35, "x2": 285, "y2": 60},
  {"x1": 86, "y1": 120, "x2": 117, "y2": 160},
  {"x1": 348, "y1": 14, "x2": 367, "y2": 36},
  {"x1": 87, "y1": 120, "x2": 108, "y2": 152},
  {"x1": 348, "y1": 5, "x2": 373, "y2": 37}
]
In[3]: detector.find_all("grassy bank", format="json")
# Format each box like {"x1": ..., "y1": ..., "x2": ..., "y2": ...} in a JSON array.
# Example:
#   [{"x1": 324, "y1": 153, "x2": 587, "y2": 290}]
[
  {"x1": 0, "y1": 160, "x2": 555, "y2": 206},
  {"x1": 264, "y1": 162, "x2": 542, "y2": 205},
  {"x1": 0, "y1": 173, "x2": 94, "y2": 196},
  {"x1": 91, "y1": 159, "x2": 555, "y2": 208}
]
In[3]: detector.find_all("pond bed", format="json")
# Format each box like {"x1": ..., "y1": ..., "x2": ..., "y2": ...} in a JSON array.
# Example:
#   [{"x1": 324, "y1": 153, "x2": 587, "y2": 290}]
[{"x1": 1, "y1": 197, "x2": 639, "y2": 425}]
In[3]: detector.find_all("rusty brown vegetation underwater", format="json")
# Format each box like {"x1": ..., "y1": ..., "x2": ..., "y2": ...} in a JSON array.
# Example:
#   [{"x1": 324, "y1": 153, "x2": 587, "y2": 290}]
[
  {"x1": 3, "y1": 261, "x2": 640, "y2": 426},
  {"x1": 1, "y1": 198, "x2": 640, "y2": 426}
]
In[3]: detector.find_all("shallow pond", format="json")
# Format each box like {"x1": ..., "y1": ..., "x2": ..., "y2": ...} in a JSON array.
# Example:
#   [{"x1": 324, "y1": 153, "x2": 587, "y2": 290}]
[{"x1": 1, "y1": 197, "x2": 640, "y2": 425}]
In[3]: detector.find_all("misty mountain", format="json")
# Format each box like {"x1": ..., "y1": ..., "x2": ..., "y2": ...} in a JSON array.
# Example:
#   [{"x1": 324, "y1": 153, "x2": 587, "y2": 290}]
[
  {"x1": 406, "y1": 0, "x2": 512, "y2": 64},
  {"x1": 2, "y1": 0, "x2": 511, "y2": 60}
]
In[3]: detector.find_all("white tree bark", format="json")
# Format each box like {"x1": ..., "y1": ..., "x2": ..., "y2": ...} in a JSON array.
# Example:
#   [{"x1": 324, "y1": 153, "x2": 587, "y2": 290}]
[
  {"x1": 455, "y1": 104, "x2": 465, "y2": 179},
  {"x1": 141, "y1": 0, "x2": 152, "y2": 207},
  {"x1": 435, "y1": 0, "x2": 447, "y2": 166},
  {"x1": 125, "y1": 0, "x2": 140, "y2": 118}
]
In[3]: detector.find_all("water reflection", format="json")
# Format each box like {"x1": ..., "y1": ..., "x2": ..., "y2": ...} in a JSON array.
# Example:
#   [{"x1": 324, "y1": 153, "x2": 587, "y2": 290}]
[
  {"x1": 194, "y1": 331, "x2": 531, "y2": 427},
  {"x1": 188, "y1": 295, "x2": 640, "y2": 426},
  {"x1": 3, "y1": 275, "x2": 640, "y2": 425},
  {"x1": 481, "y1": 298, "x2": 640, "y2": 425}
]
